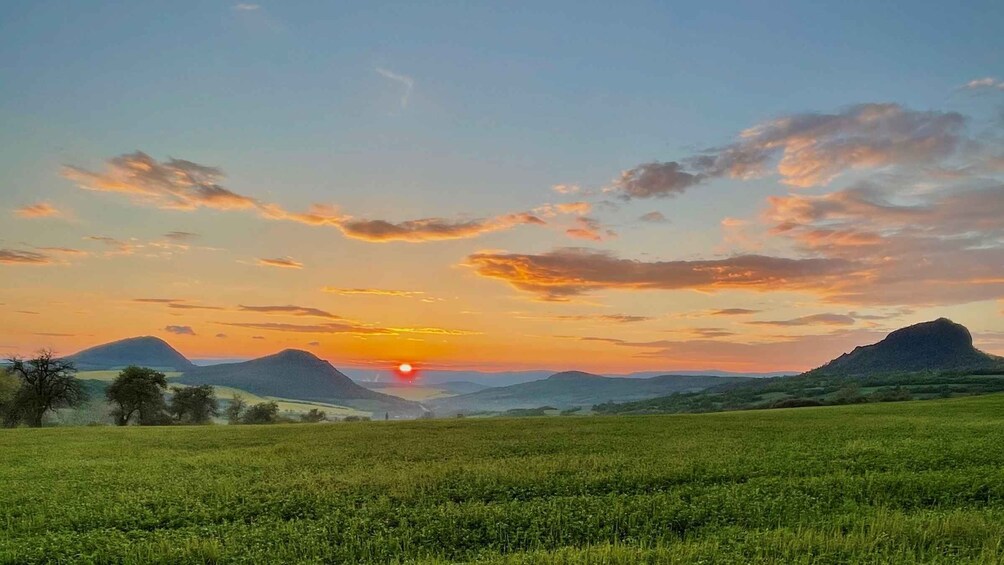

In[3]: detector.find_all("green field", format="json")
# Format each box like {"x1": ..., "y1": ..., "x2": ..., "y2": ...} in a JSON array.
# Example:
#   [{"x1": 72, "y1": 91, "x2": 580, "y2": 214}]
[{"x1": 4, "y1": 396, "x2": 1004, "y2": 563}]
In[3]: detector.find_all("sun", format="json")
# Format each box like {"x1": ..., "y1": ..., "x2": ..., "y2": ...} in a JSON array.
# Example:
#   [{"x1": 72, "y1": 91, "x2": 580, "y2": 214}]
[{"x1": 398, "y1": 363, "x2": 413, "y2": 374}]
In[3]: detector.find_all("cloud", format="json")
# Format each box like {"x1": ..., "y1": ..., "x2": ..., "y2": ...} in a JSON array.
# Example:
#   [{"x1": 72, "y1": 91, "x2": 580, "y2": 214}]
[
  {"x1": 322, "y1": 287, "x2": 425, "y2": 298},
  {"x1": 747, "y1": 313, "x2": 856, "y2": 327},
  {"x1": 64, "y1": 152, "x2": 258, "y2": 211},
  {"x1": 962, "y1": 77, "x2": 1004, "y2": 90},
  {"x1": 765, "y1": 183, "x2": 1004, "y2": 305},
  {"x1": 66, "y1": 152, "x2": 568, "y2": 244},
  {"x1": 552, "y1": 184, "x2": 581, "y2": 194},
  {"x1": 337, "y1": 212, "x2": 544, "y2": 243},
  {"x1": 639, "y1": 211, "x2": 668, "y2": 223},
  {"x1": 610, "y1": 161, "x2": 703, "y2": 199},
  {"x1": 165, "y1": 325, "x2": 196, "y2": 335},
  {"x1": 168, "y1": 303, "x2": 225, "y2": 311},
  {"x1": 233, "y1": 3, "x2": 259, "y2": 10},
  {"x1": 307, "y1": 341, "x2": 320, "y2": 346},
  {"x1": 133, "y1": 298, "x2": 224, "y2": 310},
  {"x1": 36, "y1": 247, "x2": 87, "y2": 256},
  {"x1": 697, "y1": 103, "x2": 966, "y2": 188},
  {"x1": 215, "y1": 333, "x2": 228, "y2": 338},
  {"x1": 663, "y1": 327, "x2": 738, "y2": 339},
  {"x1": 222, "y1": 321, "x2": 478, "y2": 336},
  {"x1": 608, "y1": 104, "x2": 967, "y2": 199},
  {"x1": 565, "y1": 217, "x2": 611, "y2": 241},
  {"x1": 223, "y1": 321, "x2": 389, "y2": 335},
  {"x1": 238, "y1": 304, "x2": 341, "y2": 319},
  {"x1": 164, "y1": 231, "x2": 199, "y2": 241},
  {"x1": 14, "y1": 202, "x2": 63, "y2": 219},
  {"x1": 257, "y1": 257, "x2": 303, "y2": 269},
  {"x1": 551, "y1": 314, "x2": 653, "y2": 323},
  {"x1": 530, "y1": 313, "x2": 654, "y2": 323},
  {"x1": 709, "y1": 308, "x2": 760, "y2": 316},
  {"x1": 465, "y1": 247, "x2": 853, "y2": 301},
  {"x1": 376, "y1": 67, "x2": 414, "y2": 109},
  {"x1": 85, "y1": 235, "x2": 140, "y2": 255},
  {"x1": 0, "y1": 249, "x2": 52, "y2": 265}
]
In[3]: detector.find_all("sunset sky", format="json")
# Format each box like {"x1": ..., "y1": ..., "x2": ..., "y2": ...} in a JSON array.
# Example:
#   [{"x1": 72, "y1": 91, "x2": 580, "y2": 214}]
[{"x1": 2, "y1": 1, "x2": 1002, "y2": 373}]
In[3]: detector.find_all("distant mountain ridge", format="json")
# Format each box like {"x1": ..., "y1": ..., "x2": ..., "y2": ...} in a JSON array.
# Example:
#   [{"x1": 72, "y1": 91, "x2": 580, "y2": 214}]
[
  {"x1": 178, "y1": 349, "x2": 424, "y2": 417},
  {"x1": 808, "y1": 318, "x2": 1003, "y2": 376},
  {"x1": 429, "y1": 370, "x2": 751, "y2": 414},
  {"x1": 67, "y1": 336, "x2": 194, "y2": 372}
]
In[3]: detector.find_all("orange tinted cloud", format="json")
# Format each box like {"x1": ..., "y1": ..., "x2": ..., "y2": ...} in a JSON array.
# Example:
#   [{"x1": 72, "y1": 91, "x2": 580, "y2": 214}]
[
  {"x1": 466, "y1": 247, "x2": 853, "y2": 301},
  {"x1": 65, "y1": 153, "x2": 564, "y2": 244},
  {"x1": 0, "y1": 249, "x2": 52, "y2": 265},
  {"x1": 256, "y1": 257, "x2": 303, "y2": 269},
  {"x1": 608, "y1": 104, "x2": 967, "y2": 199},
  {"x1": 766, "y1": 184, "x2": 1004, "y2": 305},
  {"x1": 747, "y1": 313, "x2": 856, "y2": 327},
  {"x1": 337, "y1": 212, "x2": 545, "y2": 243},
  {"x1": 565, "y1": 217, "x2": 610, "y2": 241},
  {"x1": 221, "y1": 321, "x2": 478, "y2": 336},
  {"x1": 322, "y1": 287, "x2": 425, "y2": 297},
  {"x1": 238, "y1": 304, "x2": 341, "y2": 319},
  {"x1": 14, "y1": 202, "x2": 63, "y2": 219},
  {"x1": 64, "y1": 152, "x2": 258, "y2": 211}
]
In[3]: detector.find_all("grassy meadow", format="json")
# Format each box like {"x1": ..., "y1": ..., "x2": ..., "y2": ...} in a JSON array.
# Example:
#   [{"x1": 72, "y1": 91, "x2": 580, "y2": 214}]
[{"x1": 4, "y1": 395, "x2": 1004, "y2": 563}]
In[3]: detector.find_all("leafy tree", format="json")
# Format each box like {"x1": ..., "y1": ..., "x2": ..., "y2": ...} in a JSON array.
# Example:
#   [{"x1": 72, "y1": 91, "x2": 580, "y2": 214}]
[
  {"x1": 105, "y1": 366, "x2": 168, "y2": 426},
  {"x1": 7, "y1": 350, "x2": 87, "y2": 427},
  {"x1": 0, "y1": 369, "x2": 21, "y2": 428},
  {"x1": 300, "y1": 408, "x2": 326, "y2": 423},
  {"x1": 225, "y1": 394, "x2": 247, "y2": 424},
  {"x1": 169, "y1": 385, "x2": 219, "y2": 424},
  {"x1": 241, "y1": 401, "x2": 279, "y2": 424}
]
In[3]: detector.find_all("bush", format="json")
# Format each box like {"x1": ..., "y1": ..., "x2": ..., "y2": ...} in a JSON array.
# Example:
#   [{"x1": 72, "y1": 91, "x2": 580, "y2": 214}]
[
  {"x1": 770, "y1": 398, "x2": 824, "y2": 409},
  {"x1": 241, "y1": 402, "x2": 279, "y2": 425}
]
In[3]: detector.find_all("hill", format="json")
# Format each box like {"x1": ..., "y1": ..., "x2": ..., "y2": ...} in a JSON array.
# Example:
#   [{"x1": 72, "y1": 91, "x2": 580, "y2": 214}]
[
  {"x1": 596, "y1": 319, "x2": 1004, "y2": 415},
  {"x1": 178, "y1": 349, "x2": 423, "y2": 417},
  {"x1": 808, "y1": 318, "x2": 1003, "y2": 376},
  {"x1": 66, "y1": 336, "x2": 194, "y2": 371},
  {"x1": 429, "y1": 370, "x2": 750, "y2": 414}
]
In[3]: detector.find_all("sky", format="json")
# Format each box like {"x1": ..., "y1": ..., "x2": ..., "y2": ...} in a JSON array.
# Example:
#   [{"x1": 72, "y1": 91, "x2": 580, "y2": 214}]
[{"x1": 1, "y1": 1, "x2": 1003, "y2": 373}]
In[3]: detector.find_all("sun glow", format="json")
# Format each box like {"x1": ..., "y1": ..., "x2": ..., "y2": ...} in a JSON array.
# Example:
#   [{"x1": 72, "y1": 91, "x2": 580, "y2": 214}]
[{"x1": 398, "y1": 363, "x2": 413, "y2": 374}]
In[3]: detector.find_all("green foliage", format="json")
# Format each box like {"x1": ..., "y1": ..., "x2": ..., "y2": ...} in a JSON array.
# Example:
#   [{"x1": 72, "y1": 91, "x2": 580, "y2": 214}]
[
  {"x1": 6, "y1": 350, "x2": 87, "y2": 427},
  {"x1": 299, "y1": 408, "x2": 326, "y2": 423},
  {"x1": 169, "y1": 385, "x2": 219, "y2": 424},
  {"x1": 240, "y1": 401, "x2": 279, "y2": 425},
  {"x1": 504, "y1": 406, "x2": 556, "y2": 417},
  {"x1": 225, "y1": 395, "x2": 247, "y2": 424},
  {"x1": 105, "y1": 366, "x2": 168, "y2": 426},
  {"x1": 0, "y1": 369, "x2": 20, "y2": 428},
  {"x1": 4, "y1": 396, "x2": 1004, "y2": 562}
]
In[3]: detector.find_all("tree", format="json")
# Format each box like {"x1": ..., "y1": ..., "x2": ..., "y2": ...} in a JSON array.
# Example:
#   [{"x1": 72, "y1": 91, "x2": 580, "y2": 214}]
[
  {"x1": 0, "y1": 369, "x2": 21, "y2": 428},
  {"x1": 105, "y1": 366, "x2": 168, "y2": 426},
  {"x1": 7, "y1": 350, "x2": 87, "y2": 427},
  {"x1": 225, "y1": 394, "x2": 247, "y2": 424},
  {"x1": 241, "y1": 401, "x2": 279, "y2": 424},
  {"x1": 169, "y1": 385, "x2": 219, "y2": 424},
  {"x1": 300, "y1": 408, "x2": 326, "y2": 423}
]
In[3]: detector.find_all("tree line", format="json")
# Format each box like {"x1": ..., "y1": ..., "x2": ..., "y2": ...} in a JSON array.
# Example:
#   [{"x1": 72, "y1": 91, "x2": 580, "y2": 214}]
[{"x1": 0, "y1": 350, "x2": 332, "y2": 427}]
